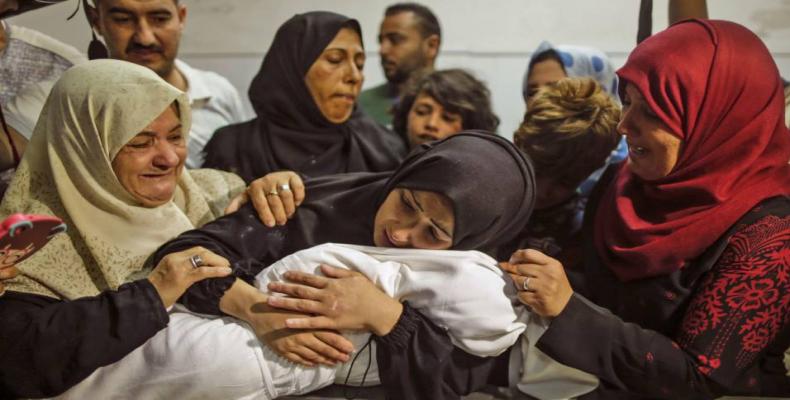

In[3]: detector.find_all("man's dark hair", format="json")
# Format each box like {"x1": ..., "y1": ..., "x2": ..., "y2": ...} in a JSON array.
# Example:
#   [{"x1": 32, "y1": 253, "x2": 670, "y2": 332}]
[
  {"x1": 385, "y1": 2, "x2": 441, "y2": 40},
  {"x1": 393, "y1": 69, "x2": 499, "y2": 139}
]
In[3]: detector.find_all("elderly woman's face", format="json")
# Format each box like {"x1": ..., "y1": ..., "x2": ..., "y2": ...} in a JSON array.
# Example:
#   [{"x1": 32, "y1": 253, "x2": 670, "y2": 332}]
[
  {"x1": 618, "y1": 84, "x2": 682, "y2": 180},
  {"x1": 406, "y1": 92, "x2": 464, "y2": 147},
  {"x1": 305, "y1": 27, "x2": 365, "y2": 124},
  {"x1": 111, "y1": 105, "x2": 186, "y2": 207},
  {"x1": 373, "y1": 188, "x2": 454, "y2": 250}
]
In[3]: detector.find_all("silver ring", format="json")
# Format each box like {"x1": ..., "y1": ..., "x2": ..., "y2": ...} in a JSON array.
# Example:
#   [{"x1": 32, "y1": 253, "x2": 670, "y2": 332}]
[
  {"x1": 278, "y1": 183, "x2": 291, "y2": 192},
  {"x1": 266, "y1": 189, "x2": 279, "y2": 197},
  {"x1": 522, "y1": 277, "x2": 531, "y2": 292},
  {"x1": 189, "y1": 254, "x2": 204, "y2": 269}
]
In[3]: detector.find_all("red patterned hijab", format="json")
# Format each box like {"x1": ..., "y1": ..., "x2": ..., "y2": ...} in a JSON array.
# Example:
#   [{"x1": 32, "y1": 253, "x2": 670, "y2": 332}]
[{"x1": 595, "y1": 19, "x2": 790, "y2": 282}]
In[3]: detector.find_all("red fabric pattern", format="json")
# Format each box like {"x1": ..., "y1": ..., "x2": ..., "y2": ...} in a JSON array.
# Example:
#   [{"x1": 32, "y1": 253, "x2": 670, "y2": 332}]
[
  {"x1": 596, "y1": 19, "x2": 790, "y2": 281},
  {"x1": 678, "y1": 215, "x2": 790, "y2": 378}
]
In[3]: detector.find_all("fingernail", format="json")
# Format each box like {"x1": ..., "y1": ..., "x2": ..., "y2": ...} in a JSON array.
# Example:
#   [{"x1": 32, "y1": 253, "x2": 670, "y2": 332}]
[{"x1": 220, "y1": 267, "x2": 232, "y2": 274}]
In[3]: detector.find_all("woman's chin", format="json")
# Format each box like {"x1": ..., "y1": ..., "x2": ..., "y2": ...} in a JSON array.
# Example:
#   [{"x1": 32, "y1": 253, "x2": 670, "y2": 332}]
[{"x1": 323, "y1": 107, "x2": 353, "y2": 124}]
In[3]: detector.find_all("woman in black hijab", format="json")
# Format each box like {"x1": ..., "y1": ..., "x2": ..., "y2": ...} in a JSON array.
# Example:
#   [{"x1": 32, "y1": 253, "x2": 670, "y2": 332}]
[
  {"x1": 154, "y1": 132, "x2": 535, "y2": 395},
  {"x1": 203, "y1": 11, "x2": 407, "y2": 183}
]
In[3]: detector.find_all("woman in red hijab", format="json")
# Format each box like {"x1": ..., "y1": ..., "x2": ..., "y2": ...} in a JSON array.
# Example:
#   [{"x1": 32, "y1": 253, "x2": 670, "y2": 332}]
[{"x1": 502, "y1": 19, "x2": 790, "y2": 398}]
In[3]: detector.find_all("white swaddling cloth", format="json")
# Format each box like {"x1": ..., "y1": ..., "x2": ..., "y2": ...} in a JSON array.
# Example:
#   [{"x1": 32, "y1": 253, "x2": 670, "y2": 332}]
[
  {"x1": 259, "y1": 243, "x2": 528, "y2": 357},
  {"x1": 57, "y1": 243, "x2": 594, "y2": 400}
]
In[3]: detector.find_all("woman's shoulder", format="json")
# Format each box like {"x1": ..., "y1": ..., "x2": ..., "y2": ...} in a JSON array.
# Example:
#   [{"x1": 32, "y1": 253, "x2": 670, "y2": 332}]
[
  {"x1": 203, "y1": 119, "x2": 260, "y2": 169},
  {"x1": 730, "y1": 195, "x2": 789, "y2": 232},
  {"x1": 696, "y1": 195, "x2": 790, "y2": 275}
]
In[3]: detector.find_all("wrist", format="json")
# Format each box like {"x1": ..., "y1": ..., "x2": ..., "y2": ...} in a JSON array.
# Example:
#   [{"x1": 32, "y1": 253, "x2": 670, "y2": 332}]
[
  {"x1": 370, "y1": 298, "x2": 403, "y2": 336},
  {"x1": 146, "y1": 276, "x2": 176, "y2": 309},
  {"x1": 219, "y1": 279, "x2": 269, "y2": 321}
]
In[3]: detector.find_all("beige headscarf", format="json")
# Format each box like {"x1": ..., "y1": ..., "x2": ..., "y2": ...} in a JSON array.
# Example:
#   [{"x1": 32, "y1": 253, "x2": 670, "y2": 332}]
[{"x1": 0, "y1": 59, "x2": 244, "y2": 300}]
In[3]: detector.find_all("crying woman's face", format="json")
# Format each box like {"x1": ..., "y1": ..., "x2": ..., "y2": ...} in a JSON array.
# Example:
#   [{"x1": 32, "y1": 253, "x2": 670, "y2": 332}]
[{"x1": 373, "y1": 188, "x2": 454, "y2": 250}]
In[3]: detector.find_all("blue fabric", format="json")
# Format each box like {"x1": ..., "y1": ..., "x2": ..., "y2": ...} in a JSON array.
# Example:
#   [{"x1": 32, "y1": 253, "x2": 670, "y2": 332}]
[
  {"x1": 523, "y1": 41, "x2": 620, "y2": 102},
  {"x1": 522, "y1": 41, "x2": 627, "y2": 198}
]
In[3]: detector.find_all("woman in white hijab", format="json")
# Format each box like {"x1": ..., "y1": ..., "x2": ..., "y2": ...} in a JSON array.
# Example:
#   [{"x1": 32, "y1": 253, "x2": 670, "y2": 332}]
[{"x1": 0, "y1": 59, "x2": 244, "y2": 398}]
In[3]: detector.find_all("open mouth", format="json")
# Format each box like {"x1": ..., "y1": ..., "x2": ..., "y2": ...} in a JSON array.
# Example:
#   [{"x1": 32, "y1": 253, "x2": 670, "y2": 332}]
[{"x1": 141, "y1": 171, "x2": 173, "y2": 179}]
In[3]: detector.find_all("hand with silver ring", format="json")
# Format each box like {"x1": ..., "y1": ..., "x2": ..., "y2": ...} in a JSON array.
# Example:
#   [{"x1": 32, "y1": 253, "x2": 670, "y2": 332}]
[
  {"x1": 224, "y1": 171, "x2": 306, "y2": 227},
  {"x1": 499, "y1": 248, "x2": 574, "y2": 319},
  {"x1": 147, "y1": 247, "x2": 233, "y2": 309}
]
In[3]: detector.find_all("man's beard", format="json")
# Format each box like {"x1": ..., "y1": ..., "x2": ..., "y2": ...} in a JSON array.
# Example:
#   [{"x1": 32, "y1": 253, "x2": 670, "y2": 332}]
[{"x1": 383, "y1": 51, "x2": 427, "y2": 85}]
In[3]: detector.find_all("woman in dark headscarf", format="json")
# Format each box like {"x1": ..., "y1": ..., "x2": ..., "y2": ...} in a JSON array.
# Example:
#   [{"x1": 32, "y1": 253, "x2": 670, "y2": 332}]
[
  {"x1": 152, "y1": 132, "x2": 535, "y2": 396},
  {"x1": 502, "y1": 19, "x2": 790, "y2": 398},
  {"x1": 203, "y1": 12, "x2": 407, "y2": 183}
]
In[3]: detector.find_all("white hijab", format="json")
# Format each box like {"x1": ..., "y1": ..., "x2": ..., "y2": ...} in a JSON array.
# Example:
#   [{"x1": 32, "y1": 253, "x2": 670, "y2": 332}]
[{"x1": 0, "y1": 59, "x2": 243, "y2": 299}]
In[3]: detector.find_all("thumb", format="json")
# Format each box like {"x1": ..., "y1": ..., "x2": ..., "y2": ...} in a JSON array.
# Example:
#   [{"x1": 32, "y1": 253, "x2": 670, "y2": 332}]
[
  {"x1": 319, "y1": 263, "x2": 352, "y2": 278},
  {"x1": 224, "y1": 192, "x2": 249, "y2": 215},
  {"x1": 192, "y1": 265, "x2": 233, "y2": 282}
]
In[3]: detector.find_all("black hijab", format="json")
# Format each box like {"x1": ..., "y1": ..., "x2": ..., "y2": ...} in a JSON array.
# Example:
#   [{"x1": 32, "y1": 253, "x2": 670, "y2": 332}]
[
  {"x1": 203, "y1": 11, "x2": 407, "y2": 183},
  {"x1": 157, "y1": 132, "x2": 535, "y2": 313},
  {"x1": 294, "y1": 131, "x2": 537, "y2": 254}
]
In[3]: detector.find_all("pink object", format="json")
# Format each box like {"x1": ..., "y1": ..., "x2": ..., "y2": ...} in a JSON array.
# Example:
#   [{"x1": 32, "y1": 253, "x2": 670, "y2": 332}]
[{"x1": 0, "y1": 213, "x2": 66, "y2": 268}]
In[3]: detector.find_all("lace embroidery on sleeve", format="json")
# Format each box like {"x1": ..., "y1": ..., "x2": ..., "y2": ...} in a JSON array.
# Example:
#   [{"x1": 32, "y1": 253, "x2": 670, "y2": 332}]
[{"x1": 677, "y1": 214, "x2": 790, "y2": 377}]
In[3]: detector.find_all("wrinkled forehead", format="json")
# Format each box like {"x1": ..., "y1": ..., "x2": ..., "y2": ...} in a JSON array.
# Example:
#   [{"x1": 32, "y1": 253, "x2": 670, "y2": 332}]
[{"x1": 94, "y1": 0, "x2": 179, "y2": 12}]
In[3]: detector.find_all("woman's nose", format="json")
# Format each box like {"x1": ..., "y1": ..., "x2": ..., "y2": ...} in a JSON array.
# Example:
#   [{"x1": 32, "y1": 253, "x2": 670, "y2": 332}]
[
  {"x1": 389, "y1": 226, "x2": 412, "y2": 247},
  {"x1": 152, "y1": 142, "x2": 181, "y2": 168},
  {"x1": 616, "y1": 112, "x2": 631, "y2": 137},
  {"x1": 345, "y1": 63, "x2": 362, "y2": 84}
]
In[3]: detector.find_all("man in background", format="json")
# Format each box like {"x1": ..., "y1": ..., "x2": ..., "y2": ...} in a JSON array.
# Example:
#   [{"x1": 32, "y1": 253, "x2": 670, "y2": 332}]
[
  {"x1": 87, "y1": 0, "x2": 248, "y2": 167},
  {"x1": 358, "y1": 2, "x2": 440, "y2": 128}
]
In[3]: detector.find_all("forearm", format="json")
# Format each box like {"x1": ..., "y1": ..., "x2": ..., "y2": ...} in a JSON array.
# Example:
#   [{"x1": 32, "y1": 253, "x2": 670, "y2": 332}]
[
  {"x1": 218, "y1": 278, "x2": 270, "y2": 322},
  {"x1": 0, "y1": 280, "x2": 168, "y2": 398},
  {"x1": 154, "y1": 203, "x2": 284, "y2": 315},
  {"x1": 537, "y1": 294, "x2": 721, "y2": 398},
  {"x1": 375, "y1": 302, "x2": 501, "y2": 400}
]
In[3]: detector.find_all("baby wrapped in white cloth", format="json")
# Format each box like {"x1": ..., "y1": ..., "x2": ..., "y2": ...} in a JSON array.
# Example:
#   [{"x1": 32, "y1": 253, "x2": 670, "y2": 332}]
[{"x1": 57, "y1": 243, "x2": 596, "y2": 400}]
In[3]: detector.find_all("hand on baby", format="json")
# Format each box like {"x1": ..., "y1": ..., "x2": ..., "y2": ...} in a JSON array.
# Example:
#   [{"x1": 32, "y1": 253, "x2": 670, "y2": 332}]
[
  {"x1": 499, "y1": 248, "x2": 574, "y2": 318},
  {"x1": 267, "y1": 264, "x2": 404, "y2": 337},
  {"x1": 255, "y1": 310, "x2": 354, "y2": 367},
  {"x1": 224, "y1": 170, "x2": 305, "y2": 227}
]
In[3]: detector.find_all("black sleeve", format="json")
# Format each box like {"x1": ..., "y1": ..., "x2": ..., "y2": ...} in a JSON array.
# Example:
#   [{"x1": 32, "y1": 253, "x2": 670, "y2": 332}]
[
  {"x1": 374, "y1": 302, "x2": 508, "y2": 400},
  {"x1": 0, "y1": 280, "x2": 168, "y2": 398},
  {"x1": 152, "y1": 203, "x2": 286, "y2": 316},
  {"x1": 537, "y1": 212, "x2": 790, "y2": 399}
]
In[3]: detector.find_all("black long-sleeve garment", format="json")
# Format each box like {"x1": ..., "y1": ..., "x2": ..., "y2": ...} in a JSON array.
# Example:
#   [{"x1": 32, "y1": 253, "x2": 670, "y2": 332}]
[
  {"x1": 152, "y1": 204, "x2": 508, "y2": 400},
  {"x1": 0, "y1": 280, "x2": 168, "y2": 399}
]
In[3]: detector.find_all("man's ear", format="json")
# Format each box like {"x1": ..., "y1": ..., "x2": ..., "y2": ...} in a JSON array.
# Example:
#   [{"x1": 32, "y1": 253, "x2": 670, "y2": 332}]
[
  {"x1": 177, "y1": 3, "x2": 187, "y2": 30},
  {"x1": 423, "y1": 34, "x2": 440, "y2": 64},
  {"x1": 85, "y1": 3, "x2": 103, "y2": 37}
]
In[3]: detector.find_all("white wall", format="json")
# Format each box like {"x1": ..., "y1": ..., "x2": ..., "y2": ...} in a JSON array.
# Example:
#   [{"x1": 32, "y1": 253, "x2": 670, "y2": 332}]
[{"x1": 9, "y1": 0, "x2": 790, "y2": 138}]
